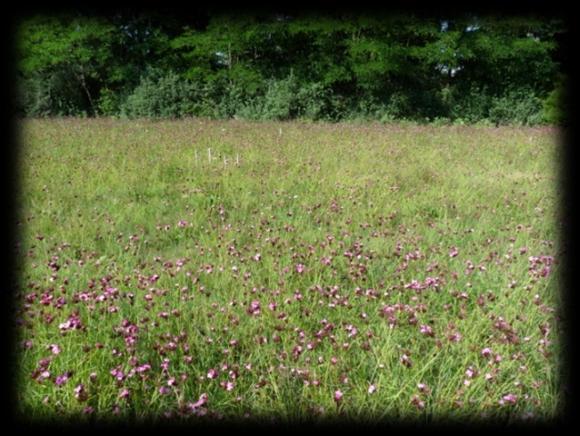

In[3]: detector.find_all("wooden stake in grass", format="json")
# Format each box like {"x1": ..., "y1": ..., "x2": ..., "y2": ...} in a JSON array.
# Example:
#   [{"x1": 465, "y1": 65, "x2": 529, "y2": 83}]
[
  {"x1": 236, "y1": 154, "x2": 240, "y2": 166},
  {"x1": 208, "y1": 148, "x2": 212, "y2": 164}
]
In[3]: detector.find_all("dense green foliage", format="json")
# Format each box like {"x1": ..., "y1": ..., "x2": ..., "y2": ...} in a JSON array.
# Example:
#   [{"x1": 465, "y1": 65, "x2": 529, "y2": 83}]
[{"x1": 17, "y1": 13, "x2": 565, "y2": 124}]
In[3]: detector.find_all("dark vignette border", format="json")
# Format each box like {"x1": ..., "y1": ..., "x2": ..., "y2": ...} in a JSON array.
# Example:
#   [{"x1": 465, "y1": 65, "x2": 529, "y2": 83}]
[{"x1": 3, "y1": 0, "x2": 576, "y2": 433}]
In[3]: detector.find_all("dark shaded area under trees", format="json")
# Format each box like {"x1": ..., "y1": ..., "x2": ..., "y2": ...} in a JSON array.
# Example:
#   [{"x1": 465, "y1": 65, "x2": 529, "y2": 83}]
[{"x1": 16, "y1": 10, "x2": 566, "y2": 125}]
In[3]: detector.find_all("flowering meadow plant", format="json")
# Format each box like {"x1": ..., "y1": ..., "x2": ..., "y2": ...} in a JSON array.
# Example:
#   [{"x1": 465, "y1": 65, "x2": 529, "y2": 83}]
[{"x1": 16, "y1": 119, "x2": 561, "y2": 422}]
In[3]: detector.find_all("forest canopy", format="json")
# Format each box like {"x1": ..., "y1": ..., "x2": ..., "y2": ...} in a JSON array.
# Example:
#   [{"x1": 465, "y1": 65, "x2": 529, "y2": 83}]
[{"x1": 16, "y1": 12, "x2": 566, "y2": 124}]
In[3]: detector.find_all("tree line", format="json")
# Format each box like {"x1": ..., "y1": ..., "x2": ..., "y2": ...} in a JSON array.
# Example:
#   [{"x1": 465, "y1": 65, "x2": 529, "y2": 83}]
[{"x1": 16, "y1": 11, "x2": 566, "y2": 124}]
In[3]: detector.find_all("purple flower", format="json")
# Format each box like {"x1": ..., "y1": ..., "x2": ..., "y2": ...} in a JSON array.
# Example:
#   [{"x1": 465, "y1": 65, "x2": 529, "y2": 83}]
[
  {"x1": 419, "y1": 325, "x2": 434, "y2": 337},
  {"x1": 417, "y1": 383, "x2": 431, "y2": 394},
  {"x1": 59, "y1": 313, "x2": 83, "y2": 332},
  {"x1": 119, "y1": 388, "x2": 130, "y2": 400},
  {"x1": 449, "y1": 247, "x2": 459, "y2": 258},
  {"x1": 400, "y1": 354, "x2": 413, "y2": 368},
  {"x1": 247, "y1": 300, "x2": 261, "y2": 316},
  {"x1": 499, "y1": 393, "x2": 518, "y2": 405},
  {"x1": 334, "y1": 390, "x2": 343, "y2": 403},
  {"x1": 368, "y1": 384, "x2": 377, "y2": 394},
  {"x1": 74, "y1": 384, "x2": 87, "y2": 401},
  {"x1": 136, "y1": 363, "x2": 151, "y2": 374},
  {"x1": 55, "y1": 372, "x2": 71, "y2": 386},
  {"x1": 481, "y1": 348, "x2": 493, "y2": 358},
  {"x1": 207, "y1": 368, "x2": 218, "y2": 379},
  {"x1": 23, "y1": 339, "x2": 34, "y2": 349},
  {"x1": 448, "y1": 332, "x2": 462, "y2": 343},
  {"x1": 411, "y1": 395, "x2": 425, "y2": 410},
  {"x1": 188, "y1": 393, "x2": 208, "y2": 410},
  {"x1": 295, "y1": 264, "x2": 306, "y2": 274},
  {"x1": 465, "y1": 366, "x2": 477, "y2": 378},
  {"x1": 48, "y1": 344, "x2": 61, "y2": 355}
]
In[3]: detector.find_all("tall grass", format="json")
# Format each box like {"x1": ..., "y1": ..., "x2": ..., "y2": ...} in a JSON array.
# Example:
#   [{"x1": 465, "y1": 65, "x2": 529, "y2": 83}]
[{"x1": 16, "y1": 118, "x2": 561, "y2": 423}]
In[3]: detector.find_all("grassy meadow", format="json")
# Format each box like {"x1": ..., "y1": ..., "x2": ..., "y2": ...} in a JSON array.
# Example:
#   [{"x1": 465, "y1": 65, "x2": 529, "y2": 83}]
[{"x1": 16, "y1": 118, "x2": 562, "y2": 423}]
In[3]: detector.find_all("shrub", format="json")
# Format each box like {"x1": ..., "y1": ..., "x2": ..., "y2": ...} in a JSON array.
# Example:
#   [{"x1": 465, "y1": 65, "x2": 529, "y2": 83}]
[
  {"x1": 121, "y1": 70, "x2": 200, "y2": 118},
  {"x1": 488, "y1": 89, "x2": 543, "y2": 126},
  {"x1": 542, "y1": 81, "x2": 566, "y2": 125},
  {"x1": 260, "y1": 76, "x2": 300, "y2": 120},
  {"x1": 447, "y1": 86, "x2": 493, "y2": 124},
  {"x1": 97, "y1": 87, "x2": 124, "y2": 116}
]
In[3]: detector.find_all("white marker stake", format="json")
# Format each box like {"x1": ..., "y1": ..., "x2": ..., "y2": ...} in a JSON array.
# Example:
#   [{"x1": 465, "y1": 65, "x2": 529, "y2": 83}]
[
  {"x1": 208, "y1": 148, "x2": 212, "y2": 163},
  {"x1": 236, "y1": 154, "x2": 239, "y2": 166}
]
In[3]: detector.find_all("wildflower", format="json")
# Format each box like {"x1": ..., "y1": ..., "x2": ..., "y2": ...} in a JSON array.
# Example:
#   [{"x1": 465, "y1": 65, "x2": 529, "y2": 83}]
[
  {"x1": 368, "y1": 384, "x2": 377, "y2": 394},
  {"x1": 55, "y1": 372, "x2": 71, "y2": 386},
  {"x1": 159, "y1": 386, "x2": 171, "y2": 395},
  {"x1": 411, "y1": 395, "x2": 425, "y2": 410},
  {"x1": 481, "y1": 348, "x2": 493, "y2": 358},
  {"x1": 499, "y1": 393, "x2": 518, "y2": 406},
  {"x1": 448, "y1": 332, "x2": 462, "y2": 343},
  {"x1": 417, "y1": 383, "x2": 431, "y2": 395},
  {"x1": 207, "y1": 368, "x2": 218, "y2": 379},
  {"x1": 136, "y1": 363, "x2": 152, "y2": 374},
  {"x1": 188, "y1": 393, "x2": 208, "y2": 411},
  {"x1": 74, "y1": 384, "x2": 87, "y2": 401},
  {"x1": 449, "y1": 247, "x2": 459, "y2": 258},
  {"x1": 419, "y1": 324, "x2": 434, "y2": 337},
  {"x1": 295, "y1": 264, "x2": 306, "y2": 274},
  {"x1": 119, "y1": 388, "x2": 130, "y2": 400},
  {"x1": 23, "y1": 339, "x2": 34, "y2": 349},
  {"x1": 400, "y1": 354, "x2": 413, "y2": 368},
  {"x1": 247, "y1": 300, "x2": 261, "y2": 316},
  {"x1": 59, "y1": 313, "x2": 83, "y2": 332},
  {"x1": 48, "y1": 344, "x2": 61, "y2": 355},
  {"x1": 334, "y1": 390, "x2": 343, "y2": 404}
]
